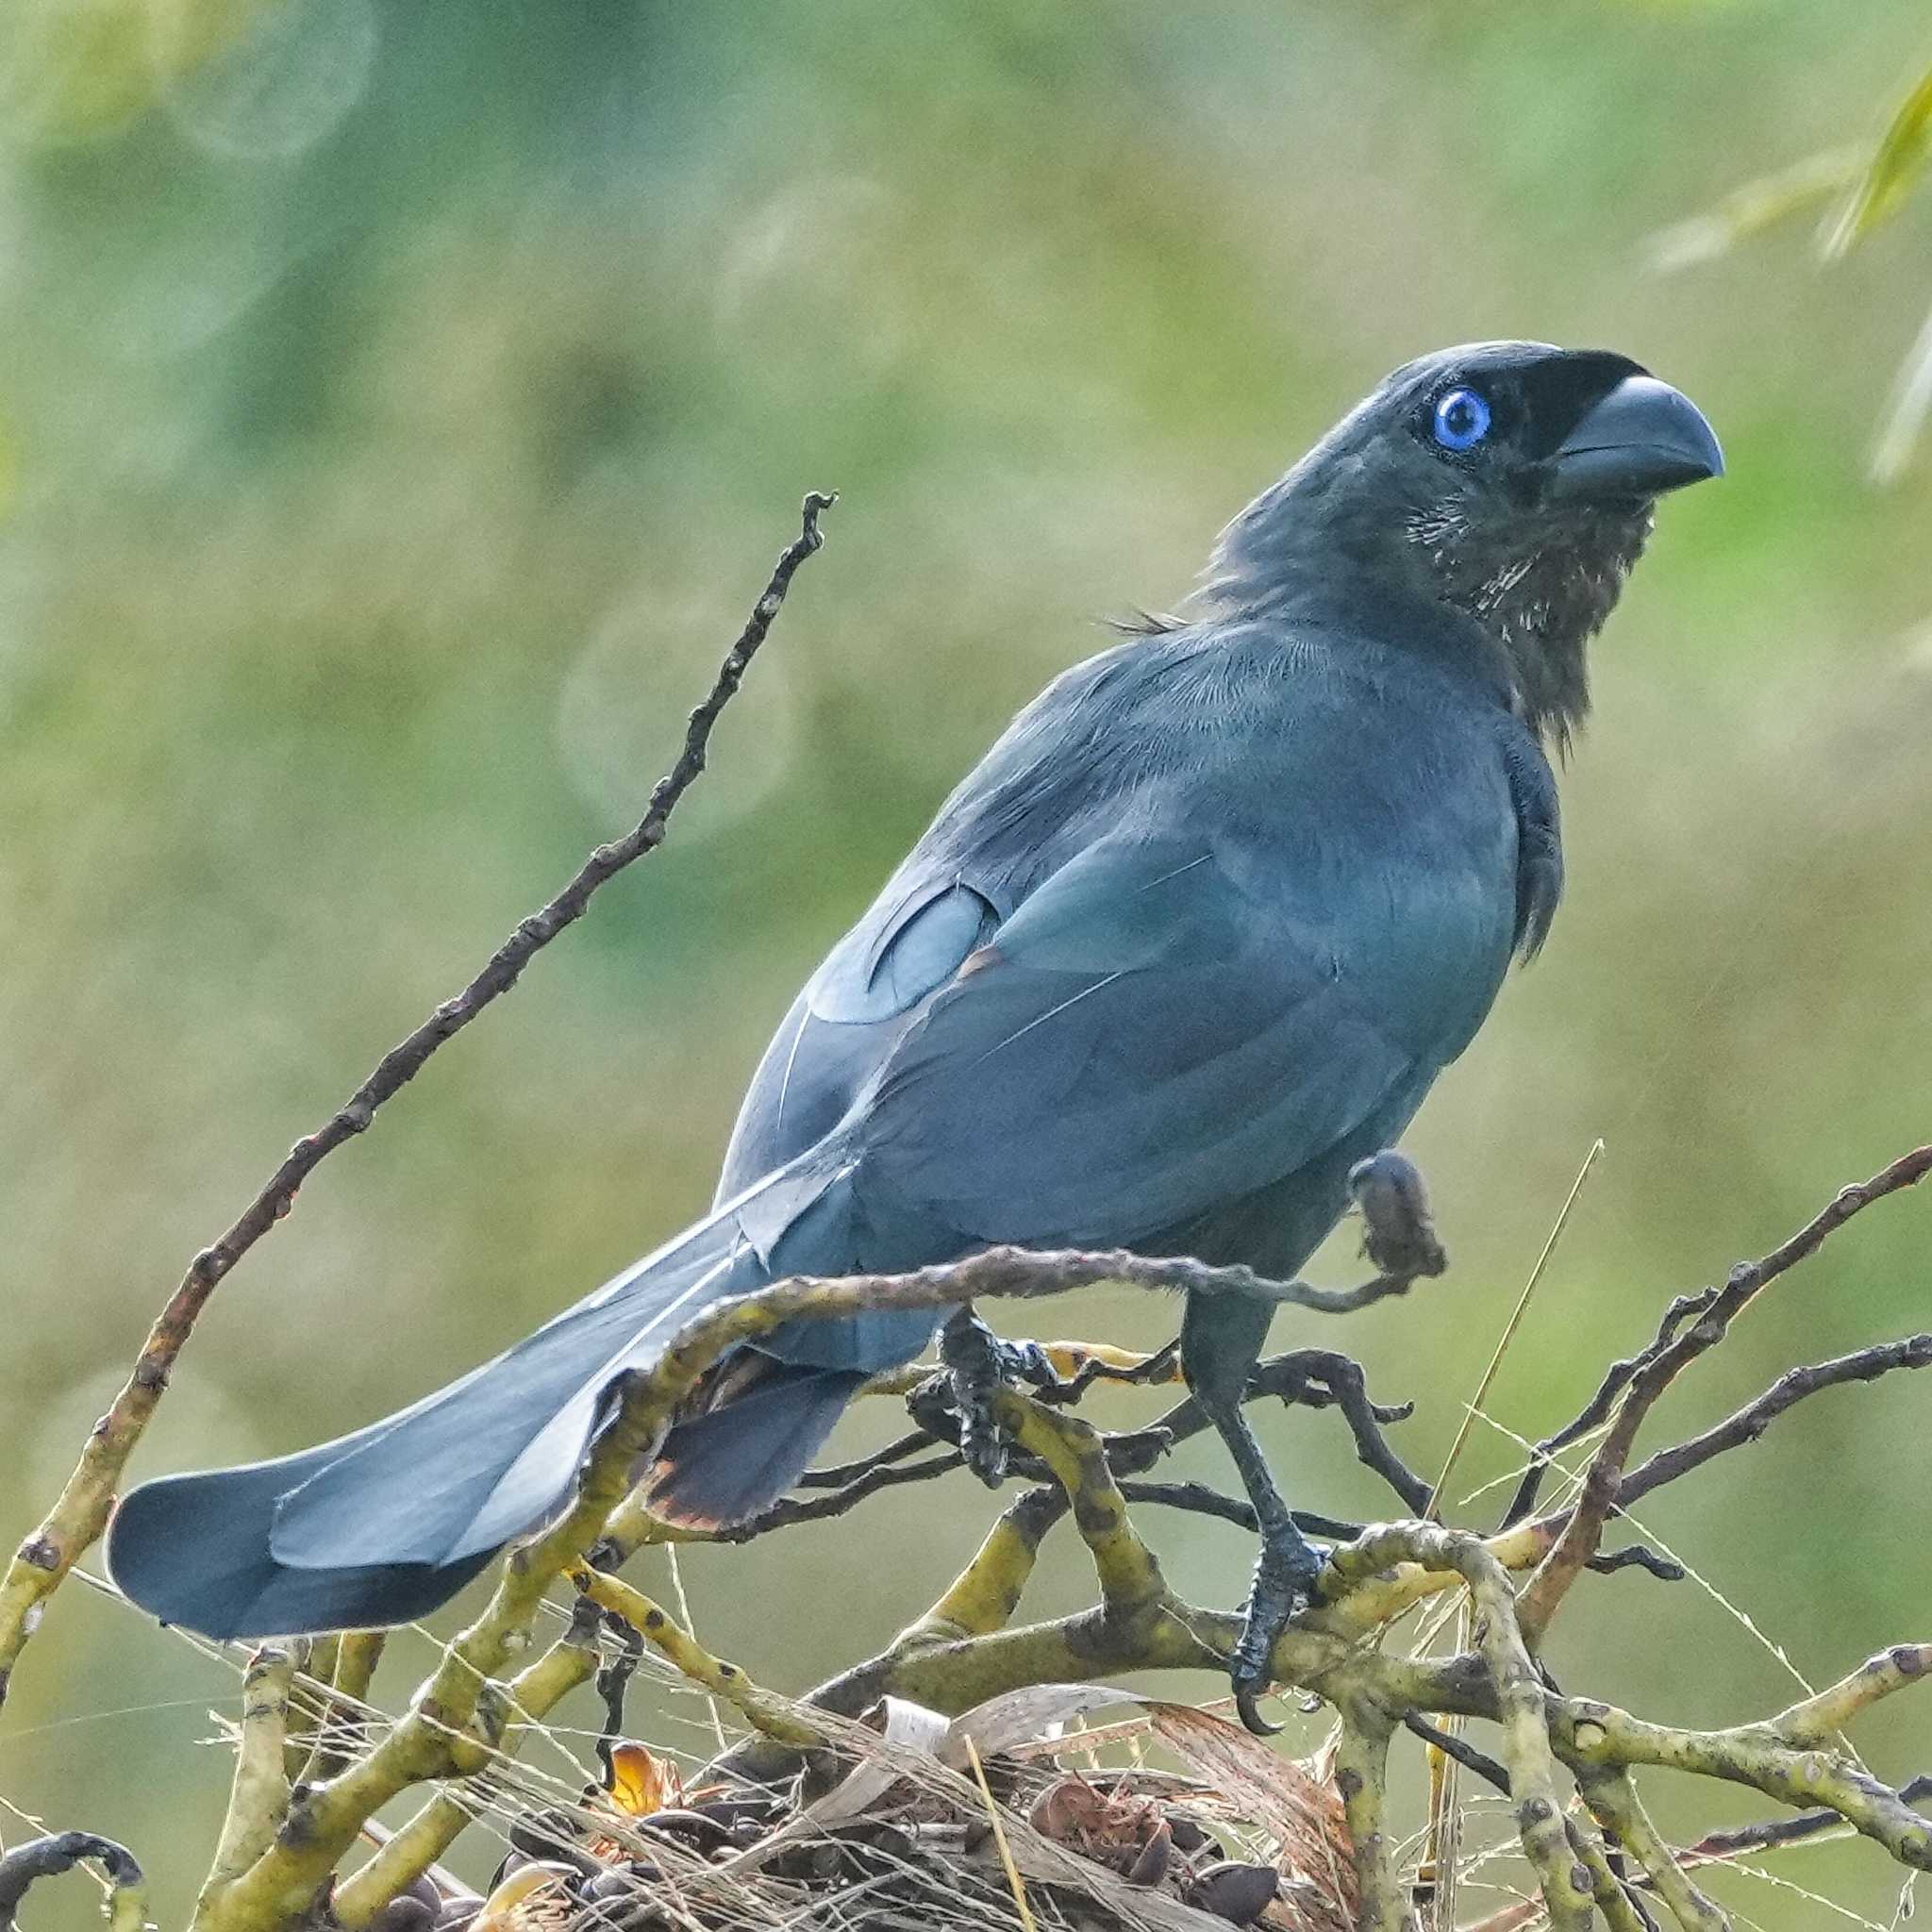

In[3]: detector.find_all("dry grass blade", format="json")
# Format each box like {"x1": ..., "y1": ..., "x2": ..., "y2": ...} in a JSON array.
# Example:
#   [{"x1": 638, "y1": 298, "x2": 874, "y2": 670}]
[
  {"x1": 964, "y1": 1735, "x2": 1038, "y2": 1932},
  {"x1": 1424, "y1": 1138, "x2": 1603, "y2": 1520}
]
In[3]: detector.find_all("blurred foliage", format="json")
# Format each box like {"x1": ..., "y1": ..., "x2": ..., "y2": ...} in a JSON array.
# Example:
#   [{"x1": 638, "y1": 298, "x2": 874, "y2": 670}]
[
  {"x1": 1657, "y1": 51, "x2": 1932, "y2": 477},
  {"x1": 1, "y1": 3, "x2": 1930, "y2": 1927}
]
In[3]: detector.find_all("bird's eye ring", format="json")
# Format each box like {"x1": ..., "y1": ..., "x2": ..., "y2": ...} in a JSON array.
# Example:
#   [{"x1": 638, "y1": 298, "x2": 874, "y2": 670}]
[{"x1": 1432, "y1": 387, "x2": 1491, "y2": 452}]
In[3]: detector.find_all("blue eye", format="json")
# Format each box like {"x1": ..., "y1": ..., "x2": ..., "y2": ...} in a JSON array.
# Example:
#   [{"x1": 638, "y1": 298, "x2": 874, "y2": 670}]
[{"x1": 1432, "y1": 387, "x2": 1491, "y2": 452}]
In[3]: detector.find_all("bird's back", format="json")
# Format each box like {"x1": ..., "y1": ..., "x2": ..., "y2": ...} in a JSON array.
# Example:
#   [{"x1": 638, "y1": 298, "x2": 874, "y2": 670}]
[{"x1": 724, "y1": 616, "x2": 1537, "y2": 1269}]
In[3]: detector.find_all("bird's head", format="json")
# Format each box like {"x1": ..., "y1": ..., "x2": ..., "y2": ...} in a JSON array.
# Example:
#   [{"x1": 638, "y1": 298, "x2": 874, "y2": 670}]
[{"x1": 1207, "y1": 342, "x2": 1723, "y2": 749}]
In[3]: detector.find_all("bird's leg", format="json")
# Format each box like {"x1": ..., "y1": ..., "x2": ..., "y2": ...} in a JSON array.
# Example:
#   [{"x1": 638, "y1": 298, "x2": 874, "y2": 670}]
[
  {"x1": 939, "y1": 1303, "x2": 1053, "y2": 1486},
  {"x1": 1212, "y1": 1400, "x2": 1327, "y2": 1734},
  {"x1": 1181, "y1": 1291, "x2": 1325, "y2": 1736}
]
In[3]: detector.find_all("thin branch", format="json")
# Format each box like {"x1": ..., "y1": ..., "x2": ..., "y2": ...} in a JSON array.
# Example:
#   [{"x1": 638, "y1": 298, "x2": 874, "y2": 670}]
[
  {"x1": 1580, "y1": 1767, "x2": 1729, "y2": 1932},
  {"x1": 1499, "y1": 1287, "x2": 1717, "y2": 1527},
  {"x1": 1404, "y1": 1713, "x2": 1511, "y2": 1795},
  {"x1": 1680, "y1": 1773, "x2": 1932, "y2": 1863},
  {"x1": 1333, "y1": 1704, "x2": 1404, "y2": 1931},
  {"x1": 0, "y1": 492, "x2": 837, "y2": 1708},
  {"x1": 722, "y1": 1242, "x2": 1441, "y2": 1325},
  {"x1": 724, "y1": 1448, "x2": 968, "y2": 1536},
  {"x1": 1619, "y1": 1334, "x2": 1932, "y2": 1509},
  {"x1": 573, "y1": 1567, "x2": 825, "y2": 1749},
  {"x1": 1516, "y1": 1144, "x2": 1932, "y2": 1644},
  {"x1": 200, "y1": 1646, "x2": 300, "y2": 1905},
  {"x1": 794, "y1": 1428, "x2": 937, "y2": 1487}
]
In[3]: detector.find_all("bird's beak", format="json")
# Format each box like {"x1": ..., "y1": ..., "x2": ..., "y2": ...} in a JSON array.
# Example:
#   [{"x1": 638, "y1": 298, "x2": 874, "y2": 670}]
[{"x1": 1549, "y1": 375, "x2": 1724, "y2": 499}]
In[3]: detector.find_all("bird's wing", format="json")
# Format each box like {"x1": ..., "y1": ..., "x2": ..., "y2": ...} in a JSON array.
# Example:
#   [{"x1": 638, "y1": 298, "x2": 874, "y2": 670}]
[
  {"x1": 716, "y1": 873, "x2": 1003, "y2": 1192},
  {"x1": 715, "y1": 636, "x2": 1153, "y2": 1197},
  {"x1": 852, "y1": 828, "x2": 1513, "y2": 1250}
]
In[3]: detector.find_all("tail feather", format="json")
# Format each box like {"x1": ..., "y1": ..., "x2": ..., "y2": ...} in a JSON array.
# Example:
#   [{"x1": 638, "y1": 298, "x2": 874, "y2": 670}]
[
  {"x1": 106, "y1": 1157, "x2": 844, "y2": 1641},
  {"x1": 645, "y1": 1364, "x2": 870, "y2": 1528},
  {"x1": 106, "y1": 1447, "x2": 499, "y2": 1640}
]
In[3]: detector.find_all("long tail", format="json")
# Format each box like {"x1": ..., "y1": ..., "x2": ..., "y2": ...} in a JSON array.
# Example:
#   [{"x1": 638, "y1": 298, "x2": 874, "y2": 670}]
[
  {"x1": 106, "y1": 1154, "x2": 896, "y2": 1640},
  {"x1": 646, "y1": 1363, "x2": 870, "y2": 1528}
]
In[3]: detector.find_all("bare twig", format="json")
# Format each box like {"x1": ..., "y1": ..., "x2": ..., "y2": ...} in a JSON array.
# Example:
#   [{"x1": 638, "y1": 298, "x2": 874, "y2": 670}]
[
  {"x1": 573, "y1": 1567, "x2": 825, "y2": 1749},
  {"x1": 1404, "y1": 1713, "x2": 1511, "y2": 1795},
  {"x1": 1516, "y1": 1144, "x2": 1932, "y2": 1644},
  {"x1": 1500, "y1": 1285, "x2": 1716, "y2": 1526},
  {"x1": 1680, "y1": 1772, "x2": 1932, "y2": 1863},
  {"x1": 0, "y1": 493, "x2": 837, "y2": 1708},
  {"x1": 0, "y1": 1833, "x2": 150, "y2": 1932},
  {"x1": 1580, "y1": 1767, "x2": 1729, "y2": 1932},
  {"x1": 1619, "y1": 1333, "x2": 1932, "y2": 1508},
  {"x1": 201, "y1": 1645, "x2": 300, "y2": 1907},
  {"x1": 795, "y1": 1428, "x2": 938, "y2": 1487},
  {"x1": 1333, "y1": 1705, "x2": 1404, "y2": 1931}
]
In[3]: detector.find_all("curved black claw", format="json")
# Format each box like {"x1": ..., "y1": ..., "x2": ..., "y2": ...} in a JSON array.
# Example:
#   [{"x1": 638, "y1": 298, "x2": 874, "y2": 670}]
[
  {"x1": 939, "y1": 1306, "x2": 1047, "y2": 1488},
  {"x1": 1228, "y1": 1532, "x2": 1326, "y2": 1736}
]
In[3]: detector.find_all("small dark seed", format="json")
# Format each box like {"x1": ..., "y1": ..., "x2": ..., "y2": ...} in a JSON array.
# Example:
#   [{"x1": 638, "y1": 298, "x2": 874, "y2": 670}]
[
  {"x1": 371, "y1": 1900, "x2": 434, "y2": 1932},
  {"x1": 636, "y1": 1809, "x2": 736, "y2": 1851},
  {"x1": 1124, "y1": 1822, "x2": 1172, "y2": 1887},
  {"x1": 1164, "y1": 1811, "x2": 1211, "y2": 1854},
  {"x1": 1185, "y1": 1860, "x2": 1280, "y2": 1925}
]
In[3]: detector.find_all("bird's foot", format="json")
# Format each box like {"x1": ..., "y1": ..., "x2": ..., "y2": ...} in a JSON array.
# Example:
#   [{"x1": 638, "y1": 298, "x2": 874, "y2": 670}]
[
  {"x1": 1228, "y1": 1527, "x2": 1327, "y2": 1736},
  {"x1": 1348, "y1": 1150, "x2": 1447, "y2": 1280},
  {"x1": 938, "y1": 1306, "x2": 1046, "y2": 1487}
]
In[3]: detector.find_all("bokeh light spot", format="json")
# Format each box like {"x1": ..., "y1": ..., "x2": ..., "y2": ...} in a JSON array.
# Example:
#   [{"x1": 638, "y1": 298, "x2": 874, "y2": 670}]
[
  {"x1": 558, "y1": 591, "x2": 802, "y2": 843},
  {"x1": 149, "y1": 0, "x2": 376, "y2": 161}
]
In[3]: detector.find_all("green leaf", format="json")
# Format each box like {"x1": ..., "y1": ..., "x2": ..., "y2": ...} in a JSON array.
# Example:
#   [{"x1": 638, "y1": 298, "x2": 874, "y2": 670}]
[{"x1": 1824, "y1": 64, "x2": 1932, "y2": 259}]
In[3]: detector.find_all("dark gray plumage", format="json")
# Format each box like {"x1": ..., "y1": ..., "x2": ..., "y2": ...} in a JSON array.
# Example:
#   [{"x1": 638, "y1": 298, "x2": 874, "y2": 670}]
[{"x1": 108, "y1": 343, "x2": 1720, "y2": 1691}]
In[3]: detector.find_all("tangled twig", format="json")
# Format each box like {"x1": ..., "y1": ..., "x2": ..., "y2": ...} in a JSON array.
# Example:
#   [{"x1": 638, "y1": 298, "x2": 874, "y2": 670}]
[{"x1": 56, "y1": 1143, "x2": 1932, "y2": 1932}]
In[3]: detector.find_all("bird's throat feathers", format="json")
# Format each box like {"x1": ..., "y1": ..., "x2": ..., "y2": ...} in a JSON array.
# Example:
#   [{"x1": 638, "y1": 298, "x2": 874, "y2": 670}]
[
  {"x1": 1205, "y1": 458, "x2": 1653, "y2": 755},
  {"x1": 1407, "y1": 498, "x2": 1652, "y2": 752}
]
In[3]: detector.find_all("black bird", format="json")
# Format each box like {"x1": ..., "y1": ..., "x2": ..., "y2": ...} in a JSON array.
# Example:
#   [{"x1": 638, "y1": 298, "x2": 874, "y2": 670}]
[{"x1": 108, "y1": 343, "x2": 1721, "y2": 1723}]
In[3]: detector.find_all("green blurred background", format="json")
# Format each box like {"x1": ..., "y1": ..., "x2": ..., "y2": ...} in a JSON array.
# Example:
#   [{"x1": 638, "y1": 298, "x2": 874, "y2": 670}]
[{"x1": 3, "y1": 3, "x2": 1929, "y2": 1925}]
